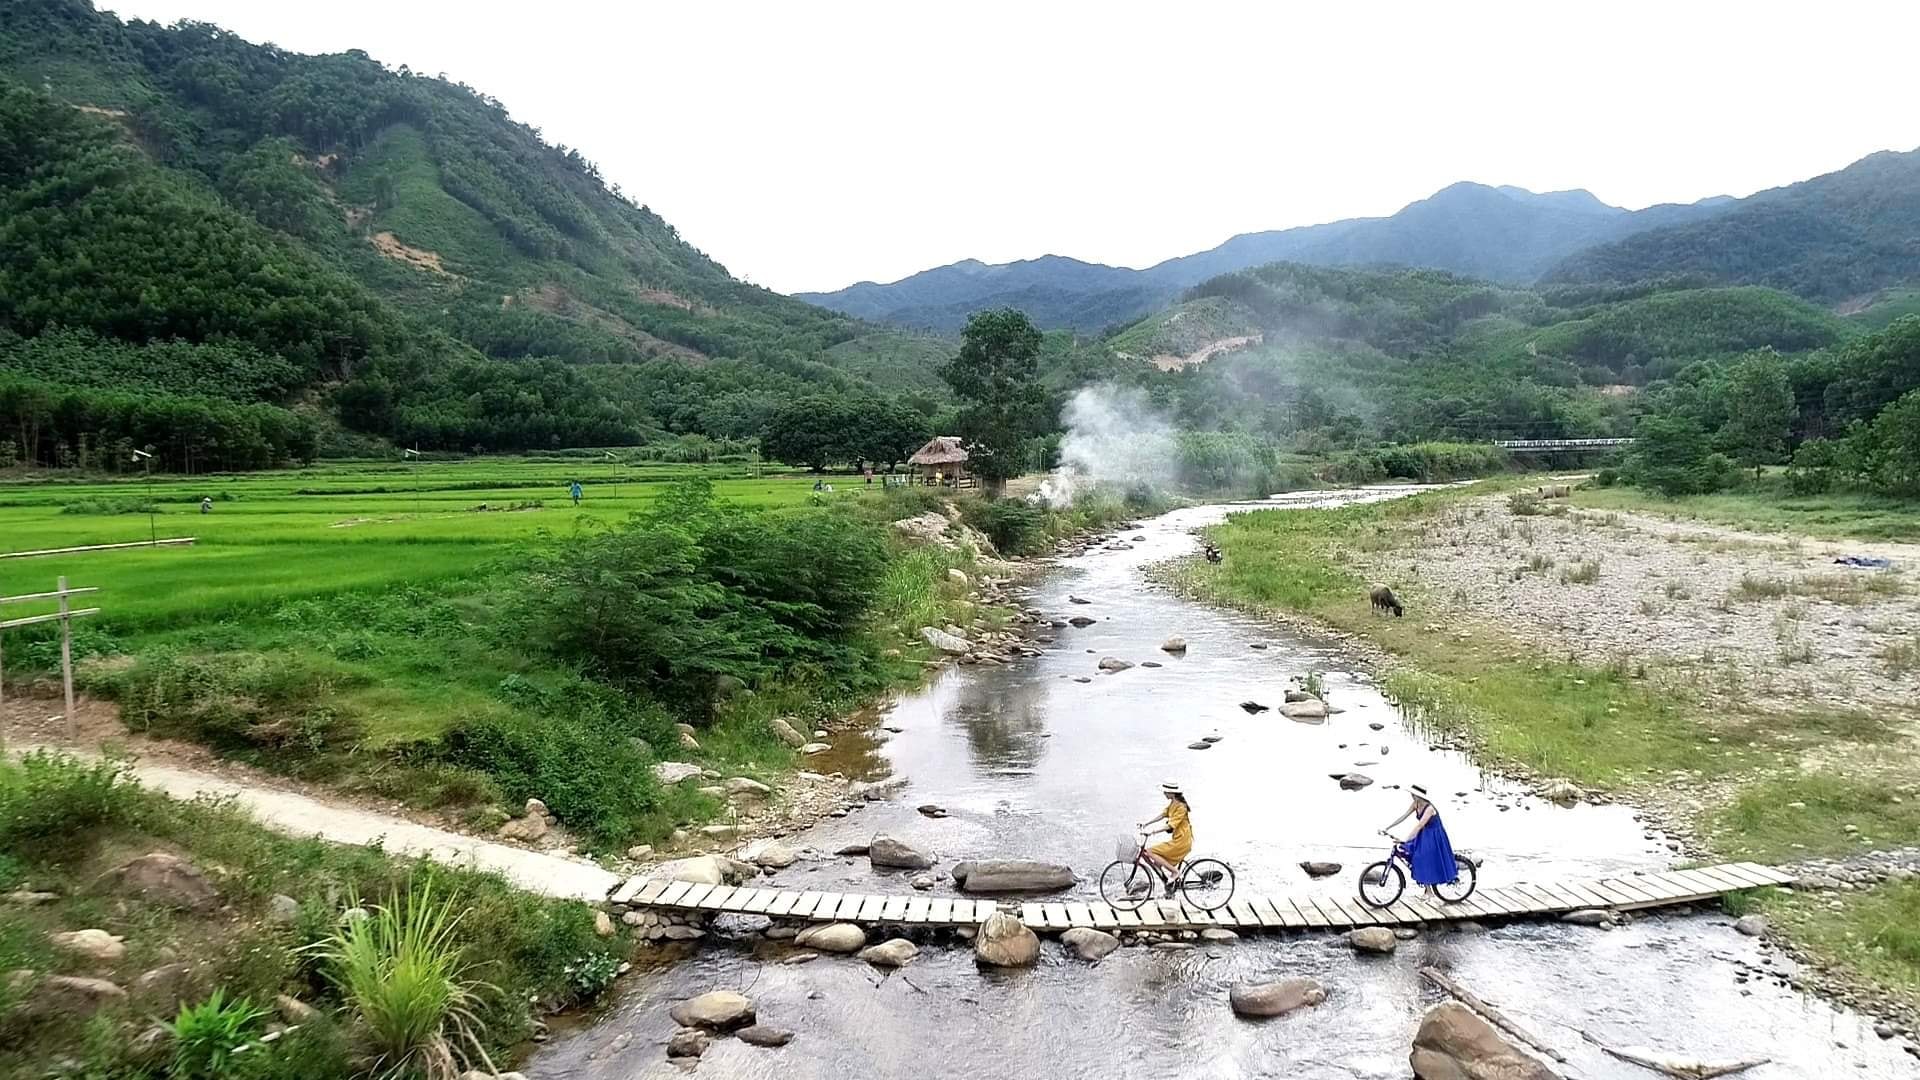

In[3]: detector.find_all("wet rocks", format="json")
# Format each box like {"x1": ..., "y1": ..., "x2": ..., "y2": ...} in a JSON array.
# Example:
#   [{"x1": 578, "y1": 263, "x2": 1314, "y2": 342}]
[
  {"x1": 794, "y1": 923, "x2": 867, "y2": 953},
  {"x1": 1060, "y1": 927, "x2": 1119, "y2": 961},
  {"x1": 920, "y1": 626, "x2": 972, "y2": 654},
  {"x1": 1281, "y1": 699, "x2": 1329, "y2": 721},
  {"x1": 770, "y1": 717, "x2": 808, "y2": 748},
  {"x1": 1201, "y1": 928, "x2": 1238, "y2": 943},
  {"x1": 750, "y1": 843, "x2": 797, "y2": 870},
  {"x1": 1348, "y1": 927, "x2": 1397, "y2": 954},
  {"x1": 859, "y1": 938, "x2": 919, "y2": 968},
  {"x1": 1299, "y1": 861, "x2": 1343, "y2": 878},
  {"x1": 1098, "y1": 657, "x2": 1133, "y2": 672},
  {"x1": 671, "y1": 990, "x2": 756, "y2": 1031},
  {"x1": 851, "y1": 776, "x2": 910, "y2": 801},
  {"x1": 951, "y1": 860, "x2": 1075, "y2": 894},
  {"x1": 1069, "y1": 595, "x2": 1093, "y2": 604},
  {"x1": 737, "y1": 1025, "x2": 794, "y2": 1048},
  {"x1": 666, "y1": 1029, "x2": 710, "y2": 1058},
  {"x1": 1231, "y1": 977, "x2": 1327, "y2": 1018},
  {"x1": 917, "y1": 804, "x2": 949, "y2": 818},
  {"x1": 652, "y1": 762, "x2": 702, "y2": 785},
  {"x1": 869, "y1": 835, "x2": 936, "y2": 870},
  {"x1": 974, "y1": 912, "x2": 1040, "y2": 967},
  {"x1": 911, "y1": 874, "x2": 936, "y2": 891},
  {"x1": 1735, "y1": 915, "x2": 1768, "y2": 937},
  {"x1": 1161, "y1": 637, "x2": 1188, "y2": 653},
  {"x1": 655, "y1": 855, "x2": 745, "y2": 887},
  {"x1": 1284, "y1": 689, "x2": 1313, "y2": 702},
  {"x1": 835, "y1": 843, "x2": 871, "y2": 857},
  {"x1": 1561, "y1": 909, "x2": 1613, "y2": 927},
  {"x1": 1337, "y1": 773, "x2": 1375, "y2": 790},
  {"x1": 98, "y1": 852, "x2": 219, "y2": 912},
  {"x1": 1239, "y1": 700, "x2": 1269, "y2": 714},
  {"x1": 1188, "y1": 740, "x2": 1213, "y2": 750},
  {"x1": 1068, "y1": 616, "x2": 1097, "y2": 628},
  {"x1": 1411, "y1": 1001, "x2": 1559, "y2": 1080}
]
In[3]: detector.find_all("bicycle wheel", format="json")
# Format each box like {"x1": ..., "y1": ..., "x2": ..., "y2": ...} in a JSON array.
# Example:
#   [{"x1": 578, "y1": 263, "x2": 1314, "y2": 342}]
[
  {"x1": 1099, "y1": 859, "x2": 1151, "y2": 910},
  {"x1": 1358, "y1": 860, "x2": 1405, "y2": 908},
  {"x1": 1180, "y1": 859, "x2": 1235, "y2": 911},
  {"x1": 1434, "y1": 856, "x2": 1477, "y2": 903}
]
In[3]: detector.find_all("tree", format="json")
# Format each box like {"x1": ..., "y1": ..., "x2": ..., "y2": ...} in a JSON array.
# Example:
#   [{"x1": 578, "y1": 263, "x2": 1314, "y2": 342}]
[
  {"x1": 852, "y1": 398, "x2": 931, "y2": 472},
  {"x1": 1629, "y1": 415, "x2": 1729, "y2": 497},
  {"x1": 1869, "y1": 389, "x2": 1920, "y2": 494},
  {"x1": 1716, "y1": 351, "x2": 1797, "y2": 469},
  {"x1": 941, "y1": 308, "x2": 1047, "y2": 492},
  {"x1": 761, "y1": 395, "x2": 851, "y2": 471}
]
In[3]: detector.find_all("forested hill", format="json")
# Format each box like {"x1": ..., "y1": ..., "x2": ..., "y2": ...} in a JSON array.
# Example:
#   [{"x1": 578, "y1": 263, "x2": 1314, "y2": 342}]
[
  {"x1": 0, "y1": 0, "x2": 938, "y2": 470},
  {"x1": 796, "y1": 183, "x2": 1729, "y2": 333},
  {"x1": 1544, "y1": 148, "x2": 1920, "y2": 306}
]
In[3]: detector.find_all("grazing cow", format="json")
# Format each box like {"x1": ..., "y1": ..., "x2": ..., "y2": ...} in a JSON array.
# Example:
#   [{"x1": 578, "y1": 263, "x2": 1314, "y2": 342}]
[
  {"x1": 1537, "y1": 484, "x2": 1571, "y2": 499},
  {"x1": 1369, "y1": 585, "x2": 1404, "y2": 617}
]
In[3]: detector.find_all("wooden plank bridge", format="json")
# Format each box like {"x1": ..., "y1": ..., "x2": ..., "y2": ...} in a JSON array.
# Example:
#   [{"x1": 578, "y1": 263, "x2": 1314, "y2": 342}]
[{"x1": 610, "y1": 861, "x2": 1794, "y2": 933}]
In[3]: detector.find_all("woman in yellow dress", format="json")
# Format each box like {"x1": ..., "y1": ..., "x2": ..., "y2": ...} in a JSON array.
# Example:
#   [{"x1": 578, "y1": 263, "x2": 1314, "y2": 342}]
[{"x1": 1136, "y1": 781, "x2": 1193, "y2": 897}]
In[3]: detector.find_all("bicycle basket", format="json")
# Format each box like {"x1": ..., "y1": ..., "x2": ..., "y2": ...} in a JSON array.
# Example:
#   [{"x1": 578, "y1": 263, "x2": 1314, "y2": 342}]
[{"x1": 1115, "y1": 834, "x2": 1141, "y2": 861}]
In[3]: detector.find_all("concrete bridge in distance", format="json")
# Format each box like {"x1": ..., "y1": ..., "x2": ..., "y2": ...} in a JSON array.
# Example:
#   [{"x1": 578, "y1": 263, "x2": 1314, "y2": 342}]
[{"x1": 1494, "y1": 438, "x2": 1635, "y2": 453}]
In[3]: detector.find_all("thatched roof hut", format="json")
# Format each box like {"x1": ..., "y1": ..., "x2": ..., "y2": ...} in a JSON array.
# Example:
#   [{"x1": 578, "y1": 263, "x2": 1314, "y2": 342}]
[
  {"x1": 908, "y1": 436, "x2": 970, "y2": 485},
  {"x1": 909, "y1": 436, "x2": 968, "y2": 467}
]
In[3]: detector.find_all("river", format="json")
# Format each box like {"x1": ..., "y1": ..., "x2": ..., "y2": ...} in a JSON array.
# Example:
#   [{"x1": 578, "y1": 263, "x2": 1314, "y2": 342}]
[{"x1": 529, "y1": 489, "x2": 1913, "y2": 1079}]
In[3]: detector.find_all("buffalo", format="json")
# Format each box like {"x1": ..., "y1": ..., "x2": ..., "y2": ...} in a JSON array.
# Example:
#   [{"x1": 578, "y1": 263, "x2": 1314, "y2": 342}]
[{"x1": 1369, "y1": 585, "x2": 1404, "y2": 617}]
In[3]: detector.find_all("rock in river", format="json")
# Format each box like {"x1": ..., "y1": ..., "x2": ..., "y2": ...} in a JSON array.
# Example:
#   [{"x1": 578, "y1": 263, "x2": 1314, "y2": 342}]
[
  {"x1": 974, "y1": 912, "x2": 1040, "y2": 967},
  {"x1": 1337, "y1": 773, "x2": 1374, "y2": 790},
  {"x1": 1068, "y1": 616, "x2": 1096, "y2": 627},
  {"x1": 1348, "y1": 927, "x2": 1396, "y2": 954},
  {"x1": 666, "y1": 1029, "x2": 709, "y2": 1059},
  {"x1": 795, "y1": 923, "x2": 867, "y2": 953},
  {"x1": 1161, "y1": 637, "x2": 1188, "y2": 653},
  {"x1": 860, "y1": 938, "x2": 919, "y2": 968},
  {"x1": 769, "y1": 717, "x2": 808, "y2": 748},
  {"x1": 1541, "y1": 779, "x2": 1584, "y2": 806},
  {"x1": 1299, "y1": 861, "x2": 1343, "y2": 878},
  {"x1": 1281, "y1": 699, "x2": 1329, "y2": 721},
  {"x1": 869, "y1": 835, "x2": 936, "y2": 870},
  {"x1": 669, "y1": 990, "x2": 756, "y2": 1031},
  {"x1": 1098, "y1": 657, "x2": 1133, "y2": 672},
  {"x1": 1410, "y1": 1001, "x2": 1559, "y2": 1080},
  {"x1": 1239, "y1": 700, "x2": 1269, "y2": 714},
  {"x1": 1735, "y1": 914, "x2": 1768, "y2": 937},
  {"x1": 1060, "y1": 927, "x2": 1119, "y2": 961},
  {"x1": 1231, "y1": 977, "x2": 1327, "y2": 1018},
  {"x1": 951, "y1": 860, "x2": 1075, "y2": 893},
  {"x1": 1188, "y1": 741, "x2": 1213, "y2": 750},
  {"x1": 737, "y1": 1025, "x2": 794, "y2": 1048}
]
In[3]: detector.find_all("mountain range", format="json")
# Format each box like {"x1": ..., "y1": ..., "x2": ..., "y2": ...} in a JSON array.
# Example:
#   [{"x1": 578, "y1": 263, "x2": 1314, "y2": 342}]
[{"x1": 797, "y1": 147, "x2": 1920, "y2": 333}]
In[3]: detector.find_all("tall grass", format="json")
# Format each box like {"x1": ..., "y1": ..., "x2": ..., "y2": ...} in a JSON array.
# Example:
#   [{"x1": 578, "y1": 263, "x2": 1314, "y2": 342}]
[
  {"x1": 163, "y1": 989, "x2": 269, "y2": 1080},
  {"x1": 310, "y1": 880, "x2": 495, "y2": 1080}
]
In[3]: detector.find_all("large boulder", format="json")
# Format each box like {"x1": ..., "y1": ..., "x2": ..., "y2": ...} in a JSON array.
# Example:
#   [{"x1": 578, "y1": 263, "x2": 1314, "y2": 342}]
[
  {"x1": 868, "y1": 835, "x2": 935, "y2": 870},
  {"x1": 1337, "y1": 773, "x2": 1375, "y2": 790},
  {"x1": 1734, "y1": 915, "x2": 1768, "y2": 937},
  {"x1": 737, "y1": 1025, "x2": 794, "y2": 1048},
  {"x1": 669, "y1": 990, "x2": 756, "y2": 1031},
  {"x1": 1299, "y1": 861, "x2": 1343, "y2": 878},
  {"x1": 1097, "y1": 657, "x2": 1134, "y2": 672},
  {"x1": 794, "y1": 923, "x2": 867, "y2": 953},
  {"x1": 655, "y1": 855, "x2": 747, "y2": 887},
  {"x1": 498, "y1": 812, "x2": 550, "y2": 842},
  {"x1": 1348, "y1": 927, "x2": 1397, "y2": 954},
  {"x1": 950, "y1": 860, "x2": 1075, "y2": 894},
  {"x1": 1160, "y1": 637, "x2": 1188, "y2": 653},
  {"x1": 652, "y1": 762, "x2": 703, "y2": 785},
  {"x1": 919, "y1": 626, "x2": 972, "y2": 654},
  {"x1": 859, "y1": 938, "x2": 919, "y2": 968},
  {"x1": 97, "y1": 852, "x2": 219, "y2": 912},
  {"x1": 769, "y1": 717, "x2": 808, "y2": 749},
  {"x1": 6, "y1": 971, "x2": 127, "y2": 1020},
  {"x1": 666, "y1": 1028, "x2": 710, "y2": 1059},
  {"x1": 1060, "y1": 927, "x2": 1119, "y2": 961},
  {"x1": 1230, "y1": 977, "x2": 1327, "y2": 1018},
  {"x1": 725, "y1": 777, "x2": 772, "y2": 799},
  {"x1": 974, "y1": 912, "x2": 1040, "y2": 967},
  {"x1": 1410, "y1": 1001, "x2": 1561, "y2": 1080},
  {"x1": 1281, "y1": 700, "x2": 1330, "y2": 721},
  {"x1": 751, "y1": 843, "x2": 798, "y2": 870},
  {"x1": 51, "y1": 929, "x2": 125, "y2": 964},
  {"x1": 1067, "y1": 615, "x2": 1096, "y2": 628}
]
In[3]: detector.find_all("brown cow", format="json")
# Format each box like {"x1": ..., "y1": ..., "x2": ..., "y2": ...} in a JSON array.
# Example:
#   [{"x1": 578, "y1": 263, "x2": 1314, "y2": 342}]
[{"x1": 1369, "y1": 585, "x2": 1404, "y2": 617}]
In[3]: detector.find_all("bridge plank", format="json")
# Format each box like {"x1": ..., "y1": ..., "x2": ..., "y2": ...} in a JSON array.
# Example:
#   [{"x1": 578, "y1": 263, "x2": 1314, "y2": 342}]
[
  {"x1": 904, "y1": 897, "x2": 931, "y2": 924},
  {"x1": 1698, "y1": 864, "x2": 1767, "y2": 890},
  {"x1": 968, "y1": 899, "x2": 998, "y2": 923},
  {"x1": 1477, "y1": 889, "x2": 1529, "y2": 917},
  {"x1": 835, "y1": 895, "x2": 866, "y2": 920},
  {"x1": 1597, "y1": 876, "x2": 1662, "y2": 906},
  {"x1": 1252, "y1": 898, "x2": 1292, "y2": 928},
  {"x1": 746, "y1": 888, "x2": 781, "y2": 914},
  {"x1": 1681, "y1": 866, "x2": 1747, "y2": 894},
  {"x1": 1112, "y1": 905, "x2": 1142, "y2": 928},
  {"x1": 677, "y1": 883, "x2": 714, "y2": 908},
  {"x1": 1397, "y1": 894, "x2": 1444, "y2": 922},
  {"x1": 656, "y1": 881, "x2": 693, "y2": 907},
  {"x1": 782, "y1": 892, "x2": 817, "y2": 918},
  {"x1": 1043, "y1": 903, "x2": 1072, "y2": 929},
  {"x1": 1227, "y1": 899, "x2": 1261, "y2": 928},
  {"x1": 1332, "y1": 895, "x2": 1386, "y2": 926},
  {"x1": 1304, "y1": 896, "x2": 1346, "y2": 927},
  {"x1": 1020, "y1": 903, "x2": 1044, "y2": 928},
  {"x1": 1507, "y1": 884, "x2": 1567, "y2": 913},
  {"x1": 1089, "y1": 903, "x2": 1120, "y2": 929},
  {"x1": 1208, "y1": 903, "x2": 1241, "y2": 928},
  {"x1": 766, "y1": 891, "x2": 801, "y2": 917},
  {"x1": 635, "y1": 879, "x2": 670, "y2": 905},
  {"x1": 697, "y1": 885, "x2": 735, "y2": 911},
  {"x1": 1722, "y1": 863, "x2": 1787, "y2": 889},
  {"x1": 882, "y1": 896, "x2": 910, "y2": 922},
  {"x1": 857, "y1": 895, "x2": 886, "y2": 922},
  {"x1": 1659, "y1": 869, "x2": 1728, "y2": 898},
  {"x1": 1549, "y1": 881, "x2": 1613, "y2": 910},
  {"x1": 715, "y1": 887, "x2": 757, "y2": 913},
  {"x1": 927, "y1": 897, "x2": 953, "y2": 923},
  {"x1": 808, "y1": 892, "x2": 842, "y2": 920},
  {"x1": 1733, "y1": 862, "x2": 1795, "y2": 887},
  {"x1": 1287, "y1": 897, "x2": 1328, "y2": 928},
  {"x1": 1578, "y1": 880, "x2": 1642, "y2": 908},
  {"x1": 611, "y1": 877, "x2": 650, "y2": 905},
  {"x1": 1064, "y1": 902, "x2": 1094, "y2": 927}
]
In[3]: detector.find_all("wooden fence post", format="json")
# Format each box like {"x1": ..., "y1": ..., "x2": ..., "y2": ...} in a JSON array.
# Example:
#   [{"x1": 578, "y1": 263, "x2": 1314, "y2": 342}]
[{"x1": 57, "y1": 574, "x2": 74, "y2": 725}]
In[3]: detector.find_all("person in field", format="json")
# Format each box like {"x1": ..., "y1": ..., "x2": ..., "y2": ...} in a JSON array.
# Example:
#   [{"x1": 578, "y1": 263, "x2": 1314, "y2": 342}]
[
  {"x1": 1134, "y1": 781, "x2": 1194, "y2": 897},
  {"x1": 569, "y1": 480, "x2": 583, "y2": 506},
  {"x1": 1383, "y1": 784, "x2": 1459, "y2": 899}
]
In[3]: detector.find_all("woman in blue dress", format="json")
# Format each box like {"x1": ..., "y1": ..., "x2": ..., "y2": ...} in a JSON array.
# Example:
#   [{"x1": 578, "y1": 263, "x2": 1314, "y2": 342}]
[{"x1": 1383, "y1": 784, "x2": 1458, "y2": 900}]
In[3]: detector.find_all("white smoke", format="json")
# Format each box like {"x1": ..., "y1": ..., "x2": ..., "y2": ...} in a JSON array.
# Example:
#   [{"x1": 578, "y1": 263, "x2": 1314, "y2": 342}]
[{"x1": 1033, "y1": 385, "x2": 1177, "y2": 508}]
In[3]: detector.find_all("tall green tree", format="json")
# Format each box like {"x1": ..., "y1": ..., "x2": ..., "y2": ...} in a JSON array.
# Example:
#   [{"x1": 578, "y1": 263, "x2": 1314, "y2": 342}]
[
  {"x1": 1716, "y1": 351, "x2": 1797, "y2": 469},
  {"x1": 940, "y1": 308, "x2": 1047, "y2": 492}
]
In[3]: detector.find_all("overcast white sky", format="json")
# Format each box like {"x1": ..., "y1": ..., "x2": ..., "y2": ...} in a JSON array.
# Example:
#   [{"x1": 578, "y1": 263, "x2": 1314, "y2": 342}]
[{"x1": 104, "y1": 1, "x2": 1920, "y2": 294}]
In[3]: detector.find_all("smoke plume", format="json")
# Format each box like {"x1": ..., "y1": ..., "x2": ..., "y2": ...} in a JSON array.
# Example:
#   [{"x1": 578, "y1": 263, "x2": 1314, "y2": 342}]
[{"x1": 1034, "y1": 385, "x2": 1177, "y2": 507}]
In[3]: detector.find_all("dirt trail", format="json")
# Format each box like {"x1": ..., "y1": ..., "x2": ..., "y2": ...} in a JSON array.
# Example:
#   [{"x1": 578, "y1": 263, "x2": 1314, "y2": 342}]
[{"x1": 3, "y1": 736, "x2": 618, "y2": 901}]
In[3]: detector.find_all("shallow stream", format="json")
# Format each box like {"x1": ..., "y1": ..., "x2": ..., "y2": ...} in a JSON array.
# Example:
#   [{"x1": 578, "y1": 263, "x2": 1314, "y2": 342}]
[{"x1": 530, "y1": 488, "x2": 1913, "y2": 1078}]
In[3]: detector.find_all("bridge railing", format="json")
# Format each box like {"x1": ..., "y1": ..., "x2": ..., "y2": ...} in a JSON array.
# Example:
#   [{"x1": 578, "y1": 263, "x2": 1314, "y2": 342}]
[{"x1": 1493, "y1": 438, "x2": 1635, "y2": 452}]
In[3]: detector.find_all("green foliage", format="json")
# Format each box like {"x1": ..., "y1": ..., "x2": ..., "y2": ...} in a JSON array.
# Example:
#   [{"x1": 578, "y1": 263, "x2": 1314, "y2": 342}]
[
  {"x1": 1627, "y1": 415, "x2": 1732, "y2": 496},
  {"x1": 103, "y1": 651, "x2": 368, "y2": 768},
  {"x1": 1716, "y1": 351, "x2": 1797, "y2": 468},
  {"x1": 0, "y1": 752, "x2": 137, "y2": 858},
  {"x1": 761, "y1": 393, "x2": 929, "y2": 471},
  {"x1": 961, "y1": 497, "x2": 1048, "y2": 555},
  {"x1": 59, "y1": 495, "x2": 161, "y2": 515},
  {"x1": 436, "y1": 702, "x2": 664, "y2": 844},
  {"x1": 307, "y1": 880, "x2": 492, "y2": 1080},
  {"x1": 164, "y1": 990, "x2": 271, "y2": 1080},
  {"x1": 942, "y1": 309, "x2": 1049, "y2": 487}
]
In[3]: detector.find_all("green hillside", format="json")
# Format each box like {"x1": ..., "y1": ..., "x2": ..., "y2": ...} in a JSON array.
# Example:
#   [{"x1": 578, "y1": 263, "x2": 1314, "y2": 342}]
[{"x1": 0, "y1": 0, "x2": 939, "y2": 469}]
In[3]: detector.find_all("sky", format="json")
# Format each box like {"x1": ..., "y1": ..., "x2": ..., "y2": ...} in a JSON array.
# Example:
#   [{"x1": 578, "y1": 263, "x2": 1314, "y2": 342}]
[{"x1": 104, "y1": 1, "x2": 1920, "y2": 295}]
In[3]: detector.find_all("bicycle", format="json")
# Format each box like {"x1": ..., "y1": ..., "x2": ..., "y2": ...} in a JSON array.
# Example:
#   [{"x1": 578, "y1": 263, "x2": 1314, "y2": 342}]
[
  {"x1": 1356, "y1": 831, "x2": 1476, "y2": 908},
  {"x1": 1098, "y1": 834, "x2": 1236, "y2": 912}
]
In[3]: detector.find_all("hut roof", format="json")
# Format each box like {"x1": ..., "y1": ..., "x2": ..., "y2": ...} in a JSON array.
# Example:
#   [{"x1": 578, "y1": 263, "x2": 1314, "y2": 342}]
[{"x1": 909, "y1": 436, "x2": 969, "y2": 466}]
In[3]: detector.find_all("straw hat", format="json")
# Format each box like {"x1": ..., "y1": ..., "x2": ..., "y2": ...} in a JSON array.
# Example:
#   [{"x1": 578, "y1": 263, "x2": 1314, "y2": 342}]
[{"x1": 1161, "y1": 781, "x2": 1183, "y2": 797}]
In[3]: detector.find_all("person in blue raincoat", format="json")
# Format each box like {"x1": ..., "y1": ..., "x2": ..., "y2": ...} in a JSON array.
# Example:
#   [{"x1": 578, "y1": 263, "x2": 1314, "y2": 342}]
[{"x1": 1383, "y1": 784, "x2": 1458, "y2": 899}]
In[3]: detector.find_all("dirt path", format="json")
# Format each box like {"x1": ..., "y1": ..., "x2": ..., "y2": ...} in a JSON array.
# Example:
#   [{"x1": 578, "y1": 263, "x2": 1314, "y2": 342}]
[{"x1": 3, "y1": 734, "x2": 619, "y2": 901}]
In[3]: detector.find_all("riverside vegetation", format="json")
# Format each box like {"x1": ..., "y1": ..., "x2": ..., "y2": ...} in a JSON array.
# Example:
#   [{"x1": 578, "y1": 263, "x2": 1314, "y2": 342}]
[{"x1": 1172, "y1": 479, "x2": 1920, "y2": 1017}]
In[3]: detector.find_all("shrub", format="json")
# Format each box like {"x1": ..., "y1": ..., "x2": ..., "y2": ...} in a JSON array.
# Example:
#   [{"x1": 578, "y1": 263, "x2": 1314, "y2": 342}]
[
  {"x1": 164, "y1": 989, "x2": 270, "y2": 1080},
  {"x1": 1560, "y1": 560, "x2": 1602, "y2": 585},
  {"x1": 436, "y1": 706, "x2": 661, "y2": 843},
  {"x1": 308, "y1": 880, "x2": 493, "y2": 1080},
  {"x1": 1628, "y1": 415, "x2": 1732, "y2": 496},
  {"x1": 60, "y1": 496, "x2": 163, "y2": 515},
  {"x1": 0, "y1": 753, "x2": 139, "y2": 856},
  {"x1": 961, "y1": 497, "x2": 1047, "y2": 554},
  {"x1": 1592, "y1": 467, "x2": 1620, "y2": 488},
  {"x1": 98, "y1": 651, "x2": 366, "y2": 765}
]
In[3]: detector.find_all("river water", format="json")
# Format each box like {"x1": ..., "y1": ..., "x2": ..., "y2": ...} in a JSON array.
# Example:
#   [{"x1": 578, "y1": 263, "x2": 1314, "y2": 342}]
[{"x1": 530, "y1": 489, "x2": 1913, "y2": 1079}]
